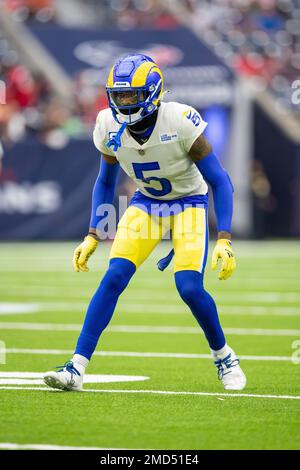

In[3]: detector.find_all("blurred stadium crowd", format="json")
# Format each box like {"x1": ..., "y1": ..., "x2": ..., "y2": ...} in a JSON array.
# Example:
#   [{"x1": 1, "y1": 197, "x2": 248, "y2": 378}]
[
  {"x1": 0, "y1": 0, "x2": 299, "y2": 148},
  {"x1": 2, "y1": 0, "x2": 55, "y2": 23},
  {"x1": 193, "y1": 0, "x2": 300, "y2": 114}
]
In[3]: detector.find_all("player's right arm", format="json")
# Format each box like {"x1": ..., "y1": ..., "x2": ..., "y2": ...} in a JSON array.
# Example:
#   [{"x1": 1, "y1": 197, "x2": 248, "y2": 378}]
[
  {"x1": 73, "y1": 153, "x2": 119, "y2": 272},
  {"x1": 73, "y1": 109, "x2": 120, "y2": 272},
  {"x1": 74, "y1": 108, "x2": 120, "y2": 272},
  {"x1": 87, "y1": 153, "x2": 118, "y2": 237}
]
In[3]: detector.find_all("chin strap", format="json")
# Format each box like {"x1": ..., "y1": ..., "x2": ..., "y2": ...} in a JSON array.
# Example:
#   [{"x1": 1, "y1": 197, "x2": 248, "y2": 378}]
[{"x1": 106, "y1": 122, "x2": 127, "y2": 152}]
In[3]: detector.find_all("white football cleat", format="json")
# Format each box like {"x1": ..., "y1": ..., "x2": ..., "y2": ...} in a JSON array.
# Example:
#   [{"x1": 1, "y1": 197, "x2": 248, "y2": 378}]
[
  {"x1": 43, "y1": 361, "x2": 83, "y2": 391},
  {"x1": 214, "y1": 348, "x2": 247, "y2": 391}
]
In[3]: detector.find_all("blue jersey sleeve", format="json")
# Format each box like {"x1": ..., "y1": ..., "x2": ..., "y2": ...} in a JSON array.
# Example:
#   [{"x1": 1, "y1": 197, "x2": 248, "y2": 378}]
[
  {"x1": 195, "y1": 152, "x2": 234, "y2": 233},
  {"x1": 89, "y1": 157, "x2": 120, "y2": 230}
]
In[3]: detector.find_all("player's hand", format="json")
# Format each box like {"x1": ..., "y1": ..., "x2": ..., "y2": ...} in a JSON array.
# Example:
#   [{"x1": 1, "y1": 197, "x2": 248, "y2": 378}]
[
  {"x1": 211, "y1": 239, "x2": 236, "y2": 280},
  {"x1": 73, "y1": 235, "x2": 98, "y2": 272}
]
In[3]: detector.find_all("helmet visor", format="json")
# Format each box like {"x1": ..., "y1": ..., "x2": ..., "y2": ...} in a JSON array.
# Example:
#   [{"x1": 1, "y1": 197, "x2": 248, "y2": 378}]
[{"x1": 109, "y1": 89, "x2": 145, "y2": 106}]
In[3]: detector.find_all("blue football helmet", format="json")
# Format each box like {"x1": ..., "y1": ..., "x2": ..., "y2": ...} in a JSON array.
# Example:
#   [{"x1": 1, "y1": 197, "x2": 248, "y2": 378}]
[{"x1": 106, "y1": 53, "x2": 164, "y2": 126}]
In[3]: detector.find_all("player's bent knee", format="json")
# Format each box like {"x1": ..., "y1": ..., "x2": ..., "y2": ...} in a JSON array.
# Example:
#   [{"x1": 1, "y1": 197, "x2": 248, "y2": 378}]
[
  {"x1": 176, "y1": 282, "x2": 200, "y2": 304},
  {"x1": 175, "y1": 270, "x2": 205, "y2": 304},
  {"x1": 102, "y1": 258, "x2": 136, "y2": 295}
]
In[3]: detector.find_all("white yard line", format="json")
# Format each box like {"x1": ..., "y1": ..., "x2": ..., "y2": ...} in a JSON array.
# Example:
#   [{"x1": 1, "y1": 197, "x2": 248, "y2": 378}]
[
  {"x1": 0, "y1": 268, "x2": 76, "y2": 272},
  {"x1": 0, "y1": 386, "x2": 299, "y2": 400},
  {"x1": 0, "y1": 302, "x2": 89, "y2": 314},
  {"x1": 1, "y1": 322, "x2": 299, "y2": 336},
  {"x1": 1, "y1": 287, "x2": 300, "y2": 303},
  {"x1": 0, "y1": 261, "x2": 299, "y2": 272},
  {"x1": 124, "y1": 292, "x2": 300, "y2": 303},
  {"x1": 0, "y1": 303, "x2": 40, "y2": 314},
  {"x1": 0, "y1": 322, "x2": 82, "y2": 331},
  {"x1": 0, "y1": 372, "x2": 149, "y2": 385},
  {"x1": 0, "y1": 302, "x2": 299, "y2": 316},
  {"x1": 132, "y1": 290, "x2": 300, "y2": 303},
  {"x1": 0, "y1": 276, "x2": 299, "y2": 290},
  {"x1": 5, "y1": 348, "x2": 294, "y2": 361},
  {"x1": 2, "y1": 276, "x2": 299, "y2": 285},
  {"x1": 0, "y1": 443, "x2": 132, "y2": 450},
  {"x1": 115, "y1": 304, "x2": 300, "y2": 316},
  {"x1": 1, "y1": 278, "x2": 300, "y2": 287},
  {"x1": 218, "y1": 306, "x2": 300, "y2": 316}
]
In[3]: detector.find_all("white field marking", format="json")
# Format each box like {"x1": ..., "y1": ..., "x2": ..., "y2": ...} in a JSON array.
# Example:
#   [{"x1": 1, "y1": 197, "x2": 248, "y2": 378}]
[
  {"x1": 3, "y1": 288, "x2": 300, "y2": 309},
  {"x1": 0, "y1": 287, "x2": 94, "y2": 297},
  {"x1": 0, "y1": 372, "x2": 149, "y2": 385},
  {"x1": 0, "y1": 302, "x2": 89, "y2": 313},
  {"x1": 0, "y1": 443, "x2": 132, "y2": 450},
  {"x1": 219, "y1": 306, "x2": 300, "y2": 316},
  {"x1": 2, "y1": 273, "x2": 299, "y2": 284},
  {"x1": 1, "y1": 250, "x2": 300, "y2": 260},
  {"x1": 109, "y1": 325, "x2": 300, "y2": 336},
  {"x1": 0, "y1": 322, "x2": 82, "y2": 331},
  {"x1": 1, "y1": 322, "x2": 300, "y2": 336},
  {"x1": 0, "y1": 290, "x2": 91, "y2": 299},
  {"x1": 5, "y1": 348, "x2": 294, "y2": 362},
  {"x1": 122, "y1": 292, "x2": 300, "y2": 303},
  {"x1": 0, "y1": 254, "x2": 297, "y2": 269},
  {"x1": 1, "y1": 302, "x2": 300, "y2": 317},
  {"x1": 2, "y1": 287, "x2": 300, "y2": 303},
  {"x1": 0, "y1": 303, "x2": 39, "y2": 315},
  {"x1": 0, "y1": 386, "x2": 299, "y2": 401},
  {"x1": 1, "y1": 278, "x2": 300, "y2": 287},
  {"x1": 115, "y1": 304, "x2": 300, "y2": 316},
  {"x1": 0, "y1": 248, "x2": 299, "y2": 260},
  {"x1": 0, "y1": 254, "x2": 298, "y2": 263},
  {"x1": 0, "y1": 268, "x2": 76, "y2": 272},
  {"x1": 0, "y1": 268, "x2": 298, "y2": 277},
  {"x1": 1, "y1": 272, "x2": 299, "y2": 284},
  {"x1": 0, "y1": 239, "x2": 298, "y2": 246},
  {"x1": 1, "y1": 253, "x2": 299, "y2": 263},
  {"x1": 0, "y1": 265, "x2": 299, "y2": 273}
]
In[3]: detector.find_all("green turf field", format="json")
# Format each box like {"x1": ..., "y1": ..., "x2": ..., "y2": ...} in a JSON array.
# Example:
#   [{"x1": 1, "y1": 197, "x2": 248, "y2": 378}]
[{"x1": 0, "y1": 241, "x2": 300, "y2": 450}]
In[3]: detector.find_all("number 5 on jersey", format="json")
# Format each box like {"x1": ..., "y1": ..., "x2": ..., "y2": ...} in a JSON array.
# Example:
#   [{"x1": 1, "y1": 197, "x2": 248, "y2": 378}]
[{"x1": 132, "y1": 162, "x2": 172, "y2": 197}]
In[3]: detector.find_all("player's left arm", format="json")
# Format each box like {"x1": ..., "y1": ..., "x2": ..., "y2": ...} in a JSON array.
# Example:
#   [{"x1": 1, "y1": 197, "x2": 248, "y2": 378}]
[{"x1": 189, "y1": 135, "x2": 236, "y2": 280}]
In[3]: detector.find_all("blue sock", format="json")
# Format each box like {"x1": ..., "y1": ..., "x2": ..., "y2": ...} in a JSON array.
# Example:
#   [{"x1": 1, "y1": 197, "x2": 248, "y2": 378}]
[
  {"x1": 175, "y1": 270, "x2": 226, "y2": 350},
  {"x1": 75, "y1": 258, "x2": 136, "y2": 359}
]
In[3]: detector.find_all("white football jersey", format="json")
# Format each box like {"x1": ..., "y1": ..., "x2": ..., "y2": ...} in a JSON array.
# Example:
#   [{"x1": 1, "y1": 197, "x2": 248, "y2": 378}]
[{"x1": 93, "y1": 101, "x2": 208, "y2": 200}]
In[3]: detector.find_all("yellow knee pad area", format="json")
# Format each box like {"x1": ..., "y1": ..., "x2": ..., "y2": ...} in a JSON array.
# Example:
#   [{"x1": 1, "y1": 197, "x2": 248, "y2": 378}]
[
  {"x1": 173, "y1": 207, "x2": 207, "y2": 273},
  {"x1": 109, "y1": 206, "x2": 167, "y2": 268},
  {"x1": 109, "y1": 205, "x2": 207, "y2": 272}
]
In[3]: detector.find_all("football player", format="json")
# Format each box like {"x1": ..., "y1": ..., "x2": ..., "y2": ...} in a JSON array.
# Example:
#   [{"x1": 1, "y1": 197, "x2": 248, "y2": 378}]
[{"x1": 44, "y1": 53, "x2": 246, "y2": 392}]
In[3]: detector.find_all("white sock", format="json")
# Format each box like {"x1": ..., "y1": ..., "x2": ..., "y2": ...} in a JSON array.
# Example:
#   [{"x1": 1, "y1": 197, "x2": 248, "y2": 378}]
[
  {"x1": 211, "y1": 344, "x2": 232, "y2": 360},
  {"x1": 72, "y1": 354, "x2": 89, "y2": 375}
]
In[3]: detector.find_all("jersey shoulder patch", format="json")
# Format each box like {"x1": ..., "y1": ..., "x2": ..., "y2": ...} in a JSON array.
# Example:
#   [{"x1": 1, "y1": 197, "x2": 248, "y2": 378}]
[
  {"x1": 162, "y1": 102, "x2": 204, "y2": 129},
  {"x1": 162, "y1": 102, "x2": 207, "y2": 153},
  {"x1": 181, "y1": 107, "x2": 203, "y2": 128}
]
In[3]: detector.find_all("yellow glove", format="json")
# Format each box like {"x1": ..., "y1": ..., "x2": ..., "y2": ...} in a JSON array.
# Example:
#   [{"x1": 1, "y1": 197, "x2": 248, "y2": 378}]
[
  {"x1": 211, "y1": 239, "x2": 236, "y2": 280},
  {"x1": 73, "y1": 235, "x2": 98, "y2": 272}
]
